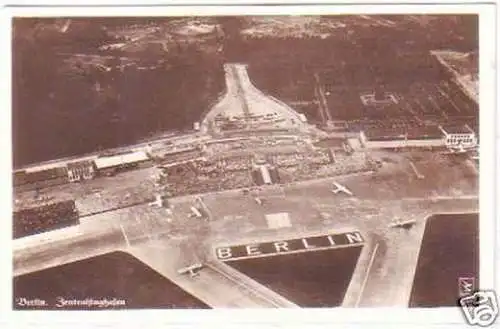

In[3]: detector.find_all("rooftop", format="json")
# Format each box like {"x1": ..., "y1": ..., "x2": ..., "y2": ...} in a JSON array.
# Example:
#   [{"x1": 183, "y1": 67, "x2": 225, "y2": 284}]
[
  {"x1": 406, "y1": 126, "x2": 444, "y2": 140},
  {"x1": 440, "y1": 124, "x2": 474, "y2": 135},
  {"x1": 94, "y1": 151, "x2": 149, "y2": 170},
  {"x1": 363, "y1": 126, "x2": 444, "y2": 141},
  {"x1": 363, "y1": 127, "x2": 407, "y2": 141}
]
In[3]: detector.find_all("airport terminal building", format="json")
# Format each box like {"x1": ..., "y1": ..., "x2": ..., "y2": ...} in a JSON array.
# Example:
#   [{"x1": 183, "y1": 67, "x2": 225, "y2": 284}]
[
  {"x1": 438, "y1": 124, "x2": 477, "y2": 149},
  {"x1": 359, "y1": 126, "x2": 447, "y2": 149}
]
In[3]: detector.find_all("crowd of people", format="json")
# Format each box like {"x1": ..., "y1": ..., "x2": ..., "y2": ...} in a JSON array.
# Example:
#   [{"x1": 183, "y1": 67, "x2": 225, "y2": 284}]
[
  {"x1": 14, "y1": 166, "x2": 69, "y2": 188},
  {"x1": 75, "y1": 179, "x2": 156, "y2": 216},
  {"x1": 220, "y1": 156, "x2": 252, "y2": 172},
  {"x1": 13, "y1": 200, "x2": 79, "y2": 239},
  {"x1": 276, "y1": 150, "x2": 370, "y2": 183},
  {"x1": 270, "y1": 153, "x2": 302, "y2": 167},
  {"x1": 346, "y1": 117, "x2": 424, "y2": 132},
  {"x1": 161, "y1": 142, "x2": 372, "y2": 197},
  {"x1": 305, "y1": 150, "x2": 332, "y2": 166},
  {"x1": 164, "y1": 159, "x2": 253, "y2": 197}
]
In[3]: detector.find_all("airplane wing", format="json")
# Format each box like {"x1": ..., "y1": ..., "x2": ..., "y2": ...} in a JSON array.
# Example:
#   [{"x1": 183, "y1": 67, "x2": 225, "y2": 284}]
[
  {"x1": 443, "y1": 148, "x2": 467, "y2": 155},
  {"x1": 389, "y1": 219, "x2": 416, "y2": 228},
  {"x1": 190, "y1": 207, "x2": 202, "y2": 218},
  {"x1": 178, "y1": 263, "x2": 203, "y2": 275},
  {"x1": 343, "y1": 187, "x2": 353, "y2": 196},
  {"x1": 333, "y1": 182, "x2": 353, "y2": 196},
  {"x1": 177, "y1": 268, "x2": 189, "y2": 275}
]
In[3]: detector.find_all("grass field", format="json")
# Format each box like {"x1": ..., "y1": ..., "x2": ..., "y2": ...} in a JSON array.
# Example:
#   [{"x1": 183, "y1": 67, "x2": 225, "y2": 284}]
[
  {"x1": 409, "y1": 213, "x2": 479, "y2": 307},
  {"x1": 225, "y1": 246, "x2": 363, "y2": 307},
  {"x1": 242, "y1": 16, "x2": 478, "y2": 126},
  {"x1": 247, "y1": 50, "x2": 478, "y2": 127},
  {"x1": 13, "y1": 251, "x2": 209, "y2": 309}
]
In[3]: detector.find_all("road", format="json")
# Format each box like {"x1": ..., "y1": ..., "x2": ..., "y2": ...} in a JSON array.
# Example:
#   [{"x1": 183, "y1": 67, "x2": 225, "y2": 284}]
[
  {"x1": 14, "y1": 220, "x2": 125, "y2": 277},
  {"x1": 201, "y1": 63, "x2": 306, "y2": 134},
  {"x1": 313, "y1": 72, "x2": 332, "y2": 124}
]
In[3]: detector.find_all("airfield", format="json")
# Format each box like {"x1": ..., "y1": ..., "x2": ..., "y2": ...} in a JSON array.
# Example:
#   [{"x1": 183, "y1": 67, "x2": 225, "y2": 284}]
[
  {"x1": 12, "y1": 16, "x2": 479, "y2": 310},
  {"x1": 13, "y1": 146, "x2": 478, "y2": 308}
]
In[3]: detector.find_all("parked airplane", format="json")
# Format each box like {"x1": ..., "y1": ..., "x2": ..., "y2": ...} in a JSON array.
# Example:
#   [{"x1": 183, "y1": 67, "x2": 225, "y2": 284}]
[
  {"x1": 443, "y1": 143, "x2": 477, "y2": 155},
  {"x1": 188, "y1": 206, "x2": 203, "y2": 218},
  {"x1": 177, "y1": 263, "x2": 203, "y2": 277},
  {"x1": 331, "y1": 182, "x2": 353, "y2": 196},
  {"x1": 389, "y1": 218, "x2": 417, "y2": 230},
  {"x1": 148, "y1": 195, "x2": 163, "y2": 208},
  {"x1": 95, "y1": 63, "x2": 113, "y2": 72}
]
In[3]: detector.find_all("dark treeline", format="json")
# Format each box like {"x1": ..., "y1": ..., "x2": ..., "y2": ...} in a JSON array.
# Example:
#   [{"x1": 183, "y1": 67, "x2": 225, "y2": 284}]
[
  {"x1": 13, "y1": 15, "x2": 477, "y2": 166},
  {"x1": 13, "y1": 18, "x2": 225, "y2": 167},
  {"x1": 225, "y1": 15, "x2": 477, "y2": 69}
]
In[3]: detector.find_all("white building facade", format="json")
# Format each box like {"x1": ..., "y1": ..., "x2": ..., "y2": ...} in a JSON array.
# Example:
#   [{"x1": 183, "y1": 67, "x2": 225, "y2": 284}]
[{"x1": 439, "y1": 125, "x2": 477, "y2": 148}]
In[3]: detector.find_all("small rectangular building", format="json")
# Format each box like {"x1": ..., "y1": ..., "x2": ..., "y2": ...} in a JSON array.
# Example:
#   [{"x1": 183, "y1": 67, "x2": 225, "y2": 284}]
[
  {"x1": 259, "y1": 165, "x2": 272, "y2": 185},
  {"x1": 66, "y1": 160, "x2": 95, "y2": 182},
  {"x1": 266, "y1": 212, "x2": 291, "y2": 229},
  {"x1": 252, "y1": 164, "x2": 280, "y2": 186}
]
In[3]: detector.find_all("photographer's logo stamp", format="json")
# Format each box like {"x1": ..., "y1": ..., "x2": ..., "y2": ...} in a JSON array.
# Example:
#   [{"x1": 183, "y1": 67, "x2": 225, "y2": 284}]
[{"x1": 459, "y1": 290, "x2": 499, "y2": 327}]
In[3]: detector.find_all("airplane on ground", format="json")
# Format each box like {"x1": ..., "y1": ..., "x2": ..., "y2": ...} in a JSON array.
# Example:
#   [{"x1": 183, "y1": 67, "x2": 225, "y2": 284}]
[
  {"x1": 95, "y1": 63, "x2": 113, "y2": 72},
  {"x1": 254, "y1": 197, "x2": 264, "y2": 206},
  {"x1": 177, "y1": 263, "x2": 203, "y2": 278},
  {"x1": 442, "y1": 143, "x2": 478, "y2": 155},
  {"x1": 148, "y1": 195, "x2": 164, "y2": 208},
  {"x1": 188, "y1": 206, "x2": 203, "y2": 218},
  {"x1": 389, "y1": 218, "x2": 417, "y2": 230},
  {"x1": 331, "y1": 182, "x2": 353, "y2": 196}
]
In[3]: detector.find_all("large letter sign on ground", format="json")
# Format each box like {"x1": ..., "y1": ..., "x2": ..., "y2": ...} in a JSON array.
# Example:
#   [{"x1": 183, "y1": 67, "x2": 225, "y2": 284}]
[{"x1": 215, "y1": 231, "x2": 364, "y2": 261}]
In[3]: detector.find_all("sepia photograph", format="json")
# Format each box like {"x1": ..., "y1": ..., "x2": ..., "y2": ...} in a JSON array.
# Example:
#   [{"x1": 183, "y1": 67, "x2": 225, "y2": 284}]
[{"x1": 7, "y1": 6, "x2": 494, "y2": 321}]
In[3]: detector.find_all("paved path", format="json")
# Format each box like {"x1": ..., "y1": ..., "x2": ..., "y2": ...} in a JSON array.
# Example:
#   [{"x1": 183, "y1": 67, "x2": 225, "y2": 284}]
[{"x1": 201, "y1": 63, "x2": 306, "y2": 134}]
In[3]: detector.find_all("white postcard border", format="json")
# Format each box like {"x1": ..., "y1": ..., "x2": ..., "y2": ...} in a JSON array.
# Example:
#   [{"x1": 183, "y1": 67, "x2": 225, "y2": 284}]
[{"x1": 0, "y1": 2, "x2": 496, "y2": 328}]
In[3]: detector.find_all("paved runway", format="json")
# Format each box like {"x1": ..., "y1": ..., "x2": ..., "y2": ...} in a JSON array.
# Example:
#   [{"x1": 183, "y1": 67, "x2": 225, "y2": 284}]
[{"x1": 13, "y1": 151, "x2": 478, "y2": 307}]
